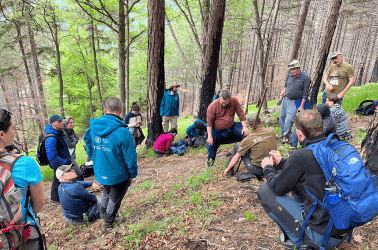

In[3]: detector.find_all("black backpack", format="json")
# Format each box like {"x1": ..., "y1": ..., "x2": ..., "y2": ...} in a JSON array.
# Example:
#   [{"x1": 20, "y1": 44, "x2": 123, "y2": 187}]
[
  {"x1": 36, "y1": 134, "x2": 58, "y2": 166},
  {"x1": 356, "y1": 100, "x2": 378, "y2": 115},
  {"x1": 193, "y1": 135, "x2": 206, "y2": 148}
]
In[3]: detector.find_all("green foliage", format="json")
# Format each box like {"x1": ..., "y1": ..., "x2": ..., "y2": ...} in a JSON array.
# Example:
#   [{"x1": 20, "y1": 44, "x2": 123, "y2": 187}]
[
  {"x1": 341, "y1": 83, "x2": 378, "y2": 113},
  {"x1": 245, "y1": 211, "x2": 257, "y2": 222}
]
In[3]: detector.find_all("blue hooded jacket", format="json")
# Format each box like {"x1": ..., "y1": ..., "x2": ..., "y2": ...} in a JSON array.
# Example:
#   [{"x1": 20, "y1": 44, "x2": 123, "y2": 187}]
[
  {"x1": 84, "y1": 114, "x2": 138, "y2": 185},
  {"x1": 44, "y1": 124, "x2": 71, "y2": 170},
  {"x1": 186, "y1": 120, "x2": 208, "y2": 139},
  {"x1": 160, "y1": 90, "x2": 179, "y2": 116}
]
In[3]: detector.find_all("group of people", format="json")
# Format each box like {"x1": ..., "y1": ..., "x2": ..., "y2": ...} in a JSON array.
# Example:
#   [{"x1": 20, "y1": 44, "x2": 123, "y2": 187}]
[{"x1": 0, "y1": 50, "x2": 362, "y2": 249}]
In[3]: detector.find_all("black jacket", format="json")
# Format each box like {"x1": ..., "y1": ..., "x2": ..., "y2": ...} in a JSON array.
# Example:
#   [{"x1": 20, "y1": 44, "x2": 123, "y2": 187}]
[
  {"x1": 62, "y1": 127, "x2": 79, "y2": 149},
  {"x1": 263, "y1": 135, "x2": 352, "y2": 236}
]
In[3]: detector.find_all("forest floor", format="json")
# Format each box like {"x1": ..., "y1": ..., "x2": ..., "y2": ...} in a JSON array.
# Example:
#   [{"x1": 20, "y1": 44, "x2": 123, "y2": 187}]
[{"x1": 38, "y1": 114, "x2": 378, "y2": 250}]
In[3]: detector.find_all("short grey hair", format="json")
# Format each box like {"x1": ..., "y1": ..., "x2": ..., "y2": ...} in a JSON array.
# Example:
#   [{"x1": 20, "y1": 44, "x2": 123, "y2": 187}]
[
  {"x1": 219, "y1": 89, "x2": 231, "y2": 100},
  {"x1": 105, "y1": 97, "x2": 122, "y2": 113}
]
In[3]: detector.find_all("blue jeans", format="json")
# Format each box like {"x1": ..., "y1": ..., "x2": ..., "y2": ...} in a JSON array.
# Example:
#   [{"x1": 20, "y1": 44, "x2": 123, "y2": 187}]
[
  {"x1": 291, "y1": 127, "x2": 299, "y2": 147},
  {"x1": 258, "y1": 183, "x2": 346, "y2": 249},
  {"x1": 279, "y1": 97, "x2": 297, "y2": 138},
  {"x1": 322, "y1": 92, "x2": 343, "y2": 105},
  {"x1": 207, "y1": 122, "x2": 245, "y2": 161}
]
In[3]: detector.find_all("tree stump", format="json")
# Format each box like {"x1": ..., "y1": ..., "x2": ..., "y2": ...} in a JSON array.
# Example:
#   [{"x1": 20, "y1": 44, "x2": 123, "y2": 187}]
[{"x1": 361, "y1": 110, "x2": 378, "y2": 176}]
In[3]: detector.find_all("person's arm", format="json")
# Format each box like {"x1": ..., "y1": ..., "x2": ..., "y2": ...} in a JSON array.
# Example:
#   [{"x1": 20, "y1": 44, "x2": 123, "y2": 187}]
[
  {"x1": 122, "y1": 130, "x2": 138, "y2": 178},
  {"x1": 186, "y1": 124, "x2": 195, "y2": 139},
  {"x1": 160, "y1": 93, "x2": 166, "y2": 116},
  {"x1": 165, "y1": 136, "x2": 173, "y2": 151},
  {"x1": 298, "y1": 76, "x2": 311, "y2": 112},
  {"x1": 84, "y1": 129, "x2": 94, "y2": 159},
  {"x1": 45, "y1": 137, "x2": 69, "y2": 168},
  {"x1": 74, "y1": 184, "x2": 98, "y2": 205},
  {"x1": 323, "y1": 68, "x2": 334, "y2": 91},
  {"x1": 177, "y1": 94, "x2": 180, "y2": 116},
  {"x1": 224, "y1": 152, "x2": 241, "y2": 175},
  {"x1": 207, "y1": 104, "x2": 215, "y2": 145},
  {"x1": 234, "y1": 98, "x2": 249, "y2": 136},
  {"x1": 338, "y1": 76, "x2": 355, "y2": 99},
  {"x1": 29, "y1": 181, "x2": 45, "y2": 214}
]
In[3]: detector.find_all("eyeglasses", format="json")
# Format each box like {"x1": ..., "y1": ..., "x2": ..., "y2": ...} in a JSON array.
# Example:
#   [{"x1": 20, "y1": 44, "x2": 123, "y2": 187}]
[
  {"x1": 288, "y1": 64, "x2": 295, "y2": 68},
  {"x1": 0, "y1": 109, "x2": 12, "y2": 122}
]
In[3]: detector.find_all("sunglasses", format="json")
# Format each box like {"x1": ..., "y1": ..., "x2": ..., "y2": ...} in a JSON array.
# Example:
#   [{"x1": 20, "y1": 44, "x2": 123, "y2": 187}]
[{"x1": 0, "y1": 109, "x2": 12, "y2": 122}]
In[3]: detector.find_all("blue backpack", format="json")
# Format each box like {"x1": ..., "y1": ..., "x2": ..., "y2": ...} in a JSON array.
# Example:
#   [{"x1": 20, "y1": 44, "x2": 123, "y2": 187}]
[
  {"x1": 170, "y1": 145, "x2": 187, "y2": 156},
  {"x1": 355, "y1": 100, "x2": 378, "y2": 115},
  {"x1": 298, "y1": 133, "x2": 378, "y2": 250}
]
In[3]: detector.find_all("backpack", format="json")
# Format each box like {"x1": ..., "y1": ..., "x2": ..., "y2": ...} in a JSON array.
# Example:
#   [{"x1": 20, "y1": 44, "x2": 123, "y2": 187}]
[
  {"x1": 80, "y1": 162, "x2": 94, "y2": 178},
  {"x1": 172, "y1": 139, "x2": 189, "y2": 147},
  {"x1": 36, "y1": 134, "x2": 58, "y2": 166},
  {"x1": 193, "y1": 135, "x2": 206, "y2": 148},
  {"x1": 170, "y1": 145, "x2": 187, "y2": 156},
  {"x1": 297, "y1": 133, "x2": 378, "y2": 250},
  {"x1": 355, "y1": 100, "x2": 378, "y2": 115},
  {"x1": 0, "y1": 154, "x2": 27, "y2": 249}
]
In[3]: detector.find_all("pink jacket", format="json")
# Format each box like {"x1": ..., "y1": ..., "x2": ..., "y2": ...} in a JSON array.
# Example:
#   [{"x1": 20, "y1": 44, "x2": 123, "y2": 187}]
[{"x1": 153, "y1": 133, "x2": 173, "y2": 152}]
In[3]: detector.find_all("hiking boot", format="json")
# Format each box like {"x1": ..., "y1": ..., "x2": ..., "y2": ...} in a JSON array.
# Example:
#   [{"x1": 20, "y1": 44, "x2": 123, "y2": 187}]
[
  {"x1": 276, "y1": 134, "x2": 284, "y2": 139},
  {"x1": 205, "y1": 160, "x2": 213, "y2": 168},
  {"x1": 51, "y1": 200, "x2": 60, "y2": 205},
  {"x1": 102, "y1": 216, "x2": 126, "y2": 231},
  {"x1": 279, "y1": 232, "x2": 314, "y2": 250},
  {"x1": 281, "y1": 137, "x2": 289, "y2": 144}
]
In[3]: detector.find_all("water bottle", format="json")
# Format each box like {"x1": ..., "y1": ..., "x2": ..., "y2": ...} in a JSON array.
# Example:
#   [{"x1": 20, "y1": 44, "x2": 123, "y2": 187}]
[
  {"x1": 83, "y1": 213, "x2": 88, "y2": 223},
  {"x1": 325, "y1": 181, "x2": 339, "y2": 204}
]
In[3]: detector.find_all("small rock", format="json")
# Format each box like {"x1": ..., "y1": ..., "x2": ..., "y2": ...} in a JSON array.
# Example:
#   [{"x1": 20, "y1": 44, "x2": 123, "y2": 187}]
[
  {"x1": 145, "y1": 244, "x2": 151, "y2": 250},
  {"x1": 221, "y1": 237, "x2": 227, "y2": 242}
]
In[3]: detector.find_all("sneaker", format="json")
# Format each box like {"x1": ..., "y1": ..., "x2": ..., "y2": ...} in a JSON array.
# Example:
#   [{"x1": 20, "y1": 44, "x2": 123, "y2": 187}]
[
  {"x1": 102, "y1": 216, "x2": 126, "y2": 232},
  {"x1": 279, "y1": 232, "x2": 314, "y2": 250},
  {"x1": 276, "y1": 134, "x2": 284, "y2": 139},
  {"x1": 281, "y1": 137, "x2": 289, "y2": 144},
  {"x1": 205, "y1": 160, "x2": 213, "y2": 168},
  {"x1": 51, "y1": 200, "x2": 60, "y2": 205}
]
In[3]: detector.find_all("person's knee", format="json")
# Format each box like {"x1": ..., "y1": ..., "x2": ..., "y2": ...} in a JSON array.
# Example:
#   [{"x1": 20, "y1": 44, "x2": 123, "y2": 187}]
[{"x1": 257, "y1": 182, "x2": 270, "y2": 202}]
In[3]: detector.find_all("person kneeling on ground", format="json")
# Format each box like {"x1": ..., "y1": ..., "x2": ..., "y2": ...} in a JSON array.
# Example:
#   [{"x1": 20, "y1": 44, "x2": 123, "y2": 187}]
[
  {"x1": 153, "y1": 128, "x2": 177, "y2": 157},
  {"x1": 186, "y1": 120, "x2": 207, "y2": 147},
  {"x1": 326, "y1": 93, "x2": 351, "y2": 140},
  {"x1": 257, "y1": 109, "x2": 352, "y2": 250},
  {"x1": 224, "y1": 113, "x2": 277, "y2": 181},
  {"x1": 57, "y1": 164, "x2": 102, "y2": 225}
]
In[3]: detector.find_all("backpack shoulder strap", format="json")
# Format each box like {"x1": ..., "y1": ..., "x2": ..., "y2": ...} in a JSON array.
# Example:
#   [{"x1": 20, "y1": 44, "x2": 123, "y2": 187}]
[{"x1": 359, "y1": 100, "x2": 374, "y2": 107}]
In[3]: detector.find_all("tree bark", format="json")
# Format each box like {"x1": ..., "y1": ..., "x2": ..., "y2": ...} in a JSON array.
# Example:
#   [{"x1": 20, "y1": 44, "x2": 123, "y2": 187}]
[
  {"x1": 119, "y1": 0, "x2": 126, "y2": 117},
  {"x1": 361, "y1": 110, "x2": 378, "y2": 175},
  {"x1": 146, "y1": 0, "x2": 165, "y2": 147},
  {"x1": 166, "y1": 14, "x2": 188, "y2": 65},
  {"x1": 371, "y1": 57, "x2": 378, "y2": 83},
  {"x1": 91, "y1": 20, "x2": 104, "y2": 114},
  {"x1": 198, "y1": 0, "x2": 226, "y2": 122},
  {"x1": 309, "y1": 0, "x2": 342, "y2": 106}
]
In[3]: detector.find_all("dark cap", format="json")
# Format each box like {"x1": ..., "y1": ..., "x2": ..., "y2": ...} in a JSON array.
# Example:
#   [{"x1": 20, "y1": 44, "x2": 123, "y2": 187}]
[{"x1": 49, "y1": 115, "x2": 64, "y2": 124}]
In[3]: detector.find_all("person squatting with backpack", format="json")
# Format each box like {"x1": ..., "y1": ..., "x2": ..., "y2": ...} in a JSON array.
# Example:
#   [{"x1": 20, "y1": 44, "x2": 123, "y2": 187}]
[
  {"x1": 258, "y1": 109, "x2": 378, "y2": 250},
  {"x1": 153, "y1": 128, "x2": 177, "y2": 157},
  {"x1": 278, "y1": 59, "x2": 311, "y2": 144},
  {"x1": 186, "y1": 120, "x2": 207, "y2": 148},
  {"x1": 0, "y1": 109, "x2": 46, "y2": 249}
]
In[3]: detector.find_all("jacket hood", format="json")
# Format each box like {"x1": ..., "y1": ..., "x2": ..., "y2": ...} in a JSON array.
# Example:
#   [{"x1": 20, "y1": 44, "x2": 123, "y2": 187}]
[
  {"x1": 316, "y1": 104, "x2": 331, "y2": 118},
  {"x1": 89, "y1": 114, "x2": 126, "y2": 137},
  {"x1": 165, "y1": 89, "x2": 178, "y2": 96},
  {"x1": 44, "y1": 124, "x2": 59, "y2": 135}
]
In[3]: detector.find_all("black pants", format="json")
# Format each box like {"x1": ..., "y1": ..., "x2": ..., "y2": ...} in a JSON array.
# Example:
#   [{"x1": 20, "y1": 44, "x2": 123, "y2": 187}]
[
  {"x1": 51, "y1": 169, "x2": 60, "y2": 202},
  {"x1": 228, "y1": 144, "x2": 264, "y2": 179},
  {"x1": 99, "y1": 178, "x2": 131, "y2": 223},
  {"x1": 154, "y1": 148, "x2": 172, "y2": 157}
]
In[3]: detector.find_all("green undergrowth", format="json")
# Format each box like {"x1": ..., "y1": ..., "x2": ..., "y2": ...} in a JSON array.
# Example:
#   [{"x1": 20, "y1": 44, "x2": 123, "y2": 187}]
[{"x1": 118, "y1": 164, "x2": 226, "y2": 248}]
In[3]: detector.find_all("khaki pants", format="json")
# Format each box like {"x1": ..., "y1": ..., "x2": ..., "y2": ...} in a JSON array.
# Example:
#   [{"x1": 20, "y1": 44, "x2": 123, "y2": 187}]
[{"x1": 162, "y1": 116, "x2": 178, "y2": 133}]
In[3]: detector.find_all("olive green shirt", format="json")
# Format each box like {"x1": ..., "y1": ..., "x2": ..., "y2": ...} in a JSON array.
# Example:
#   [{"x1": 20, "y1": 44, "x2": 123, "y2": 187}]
[
  {"x1": 238, "y1": 127, "x2": 277, "y2": 167},
  {"x1": 325, "y1": 63, "x2": 355, "y2": 95}
]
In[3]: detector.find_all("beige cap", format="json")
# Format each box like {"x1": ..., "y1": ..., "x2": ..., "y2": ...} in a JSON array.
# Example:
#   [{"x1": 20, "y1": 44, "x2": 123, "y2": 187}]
[
  {"x1": 169, "y1": 82, "x2": 180, "y2": 89},
  {"x1": 330, "y1": 51, "x2": 342, "y2": 59},
  {"x1": 288, "y1": 59, "x2": 300, "y2": 68},
  {"x1": 56, "y1": 164, "x2": 73, "y2": 182}
]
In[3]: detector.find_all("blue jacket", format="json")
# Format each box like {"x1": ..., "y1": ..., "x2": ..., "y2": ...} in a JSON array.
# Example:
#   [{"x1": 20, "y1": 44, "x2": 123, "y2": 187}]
[
  {"x1": 44, "y1": 124, "x2": 71, "y2": 170},
  {"x1": 213, "y1": 90, "x2": 221, "y2": 101},
  {"x1": 186, "y1": 120, "x2": 207, "y2": 139},
  {"x1": 160, "y1": 90, "x2": 179, "y2": 116},
  {"x1": 124, "y1": 111, "x2": 142, "y2": 127},
  {"x1": 58, "y1": 181, "x2": 97, "y2": 218},
  {"x1": 84, "y1": 114, "x2": 138, "y2": 185}
]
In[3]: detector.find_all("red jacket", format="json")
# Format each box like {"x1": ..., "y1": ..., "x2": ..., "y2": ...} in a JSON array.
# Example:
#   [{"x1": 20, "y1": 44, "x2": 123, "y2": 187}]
[{"x1": 153, "y1": 133, "x2": 174, "y2": 152}]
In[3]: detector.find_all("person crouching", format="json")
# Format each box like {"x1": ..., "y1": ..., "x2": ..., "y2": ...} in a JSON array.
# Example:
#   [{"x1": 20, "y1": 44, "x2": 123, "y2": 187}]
[{"x1": 153, "y1": 128, "x2": 177, "y2": 157}]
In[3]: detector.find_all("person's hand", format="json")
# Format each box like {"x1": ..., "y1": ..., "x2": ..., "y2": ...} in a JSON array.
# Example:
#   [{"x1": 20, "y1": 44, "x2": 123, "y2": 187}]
[
  {"x1": 326, "y1": 85, "x2": 334, "y2": 91},
  {"x1": 269, "y1": 150, "x2": 282, "y2": 165},
  {"x1": 337, "y1": 92, "x2": 344, "y2": 99},
  {"x1": 224, "y1": 167, "x2": 231, "y2": 176},
  {"x1": 261, "y1": 156, "x2": 274, "y2": 169},
  {"x1": 11, "y1": 149, "x2": 18, "y2": 154},
  {"x1": 191, "y1": 138, "x2": 195, "y2": 141},
  {"x1": 207, "y1": 136, "x2": 213, "y2": 145},
  {"x1": 242, "y1": 127, "x2": 250, "y2": 136},
  {"x1": 92, "y1": 183, "x2": 101, "y2": 191},
  {"x1": 280, "y1": 90, "x2": 285, "y2": 97},
  {"x1": 298, "y1": 106, "x2": 304, "y2": 112}
]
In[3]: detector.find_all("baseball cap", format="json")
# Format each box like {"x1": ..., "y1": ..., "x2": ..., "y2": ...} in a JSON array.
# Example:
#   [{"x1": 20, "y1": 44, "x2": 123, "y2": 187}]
[
  {"x1": 330, "y1": 51, "x2": 342, "y2": 59},
  {"x1": 288, "y1": 59, "x2": 300, "y2": 68},
  {"x1": 169, "y1": 82, "x2": 180, "y2": 89},
  {"x1": 49, "y1": 115, "x2": 64, "y2": 124},
  {"x1": 222, "y1": 83, "x2": 229, "y2": 87},
  {"x1": 246, "y1": 113, "x2": 261, "y2": 125},
  {"x1": 56, "y1": 164, "x2": 73, "y2": 181}
]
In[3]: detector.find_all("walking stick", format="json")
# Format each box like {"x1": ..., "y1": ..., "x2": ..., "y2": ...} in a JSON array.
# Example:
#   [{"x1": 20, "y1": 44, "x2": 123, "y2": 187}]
[{"x1": 233, "y1": 86, "x2": 269, "y2": 175}]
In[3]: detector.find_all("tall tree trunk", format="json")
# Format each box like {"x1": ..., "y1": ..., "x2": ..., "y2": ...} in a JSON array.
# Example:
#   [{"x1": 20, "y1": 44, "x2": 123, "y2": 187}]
[
  {"x1": 126, "y1": 0, "x2": 130, "y2": 112},
  {"x1": 361, "y1": 110, "x2": 378, "y2": 175},
  {"x1": 371, "y1": 57, "x2": 378, "y2": 83},
  {"x1": 198, "y1": 0, "x2": 226, "y2": 122},
  {"x1": 287, "y1": 0, "x2": 311, "y2": 64},
  {"x1": 244, "y1": 37, "x2": 258, "y2": 114},
  {"x1": 26, "y1": 5, "x2": 48, "y2": 127},
  {"x1": 55, "y1": 40, "x2": 65, "y2": 117},
  {"x1": 166, "y1": 14, "x2": 188, "y2": 64},
  {"x1": 0, "y1": 79, "x2": 11, "y2": 111},
  {"x1": 119, "y1": 0, "x2": 126, "y2": 117},
  {"x1": 146, "y1": 0, "x2": 165, "y2": 147},
  {"x1": 309, "y1": 0, "x2": 342, "y2": 106},
  {"x1": 87, "y1": 76, "x2": 94, "y2": 119},
  {"x1": 91, "y1": 20, "x2": 104, "y2": 114},
  {"x1": 15, "y1": 77, "x2": 27, "y2": 154}
]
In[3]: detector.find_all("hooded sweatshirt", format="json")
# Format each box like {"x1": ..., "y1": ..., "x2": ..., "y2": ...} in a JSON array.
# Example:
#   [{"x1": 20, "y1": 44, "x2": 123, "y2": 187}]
[
  {"x1": 186, "y1": 120, "x2": 207, "y2": 139},
  {"x1": 154, "y1": 133, "x2": 174, "y2": 153},
  {"x1": 160, "y1": 89, "x2": 180, "y2": 116},
  {"x1": 316, "y1": 104, "x2": 337, "y2": 137},
  {"x1": 44, "y1": 124, "x2": 71, "y2": 169},
  {"x1": 84, "y1": 114, "x2": 138, "y2": 185}
]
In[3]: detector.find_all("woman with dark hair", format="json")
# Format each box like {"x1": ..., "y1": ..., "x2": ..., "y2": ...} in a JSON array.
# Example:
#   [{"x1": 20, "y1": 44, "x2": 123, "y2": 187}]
[
  {"x1": 62, "y1": 116, "x2": 83, "y2": 181},
  {"x1": 0, "y1": 109, "x2": 45, "y2": 249},
  {"x1": 124, "y1": 102, "x2": 144, "y2": 147},
  {"x1": 153, "y1": 128, "x2": 177, "y2": 157}
]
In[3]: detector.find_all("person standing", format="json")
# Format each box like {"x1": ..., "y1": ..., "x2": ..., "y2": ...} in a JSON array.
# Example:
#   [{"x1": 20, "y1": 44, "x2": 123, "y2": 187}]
[
  {"x1": 84, "y1": 97, "x2": 138, "y2": 231},
  {"x1": 124, "y1": 102, "x2": 144, "y2": 147},
  {"x1": 322, "y1": 51, "x2": 355, "y2": 105},
  {"x1": 213, "y1": 83, "x2": 230, "y2": 101},
  {"x1": 160, "y1": 82, "x2": 180, "y2": 133},
  {"x1": 45, "y1": 115, "x2": 72, "y2": 203},
  {"x1": 279, "y1": 59, "x2": 311, "y2": 144}
]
